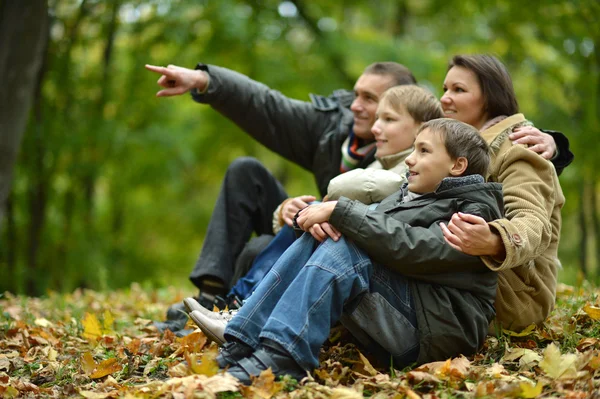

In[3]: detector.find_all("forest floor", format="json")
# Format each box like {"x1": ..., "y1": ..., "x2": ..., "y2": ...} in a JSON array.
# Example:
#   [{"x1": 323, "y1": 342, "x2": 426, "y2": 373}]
[{"x1": 1, "y1": 282, "x2": 599, "y2": 398}]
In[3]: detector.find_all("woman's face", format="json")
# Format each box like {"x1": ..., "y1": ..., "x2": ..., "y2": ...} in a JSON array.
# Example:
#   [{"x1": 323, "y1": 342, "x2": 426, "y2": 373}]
[{"x1": 441, "y1": 66, "x2": 488, "y2": 130}]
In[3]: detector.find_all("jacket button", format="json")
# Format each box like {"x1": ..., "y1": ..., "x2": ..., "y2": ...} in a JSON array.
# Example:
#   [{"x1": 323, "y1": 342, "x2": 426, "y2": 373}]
[{"x1": 512, "y1": 234, "x2": 522, "y2": 245}]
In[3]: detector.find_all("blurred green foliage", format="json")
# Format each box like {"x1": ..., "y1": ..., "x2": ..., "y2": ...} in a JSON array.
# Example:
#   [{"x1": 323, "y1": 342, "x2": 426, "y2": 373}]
[{"x1": 2, "y1": 0, "x2": 599, "y2": 295}]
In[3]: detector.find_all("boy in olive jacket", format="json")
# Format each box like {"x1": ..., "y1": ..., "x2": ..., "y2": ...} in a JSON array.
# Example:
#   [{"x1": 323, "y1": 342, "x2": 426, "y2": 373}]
[{"x1": 215, "y1": 119, "x2": 504, "y2": 384}]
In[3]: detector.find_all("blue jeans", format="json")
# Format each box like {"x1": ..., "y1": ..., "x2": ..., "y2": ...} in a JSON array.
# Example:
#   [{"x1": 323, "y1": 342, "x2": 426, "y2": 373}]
[
  {"x1": 228, "y1": 224, "x2": 297, "y2": 300},
  {"x1": 224, "y1": 234, "x2": 419, "y2": 371}
]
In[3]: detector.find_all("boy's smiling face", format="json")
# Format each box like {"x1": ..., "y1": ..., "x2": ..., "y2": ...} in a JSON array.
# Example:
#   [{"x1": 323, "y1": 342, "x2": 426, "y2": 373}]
[
  {"x1": 405, "y1": 128, "x2": 464, "y2": 194},
  {"x1": 371, "y1": 101, "x2": 420, "y2": 158}
]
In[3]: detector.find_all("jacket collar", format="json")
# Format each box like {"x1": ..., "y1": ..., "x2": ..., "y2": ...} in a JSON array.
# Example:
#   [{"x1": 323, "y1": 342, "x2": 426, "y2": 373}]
[
  {"x1": 375, "y1": 147, "x2": 413, "y2": 170},
  {"x1": 481, "y1": 113, "x2": 526, "y2": 142}
]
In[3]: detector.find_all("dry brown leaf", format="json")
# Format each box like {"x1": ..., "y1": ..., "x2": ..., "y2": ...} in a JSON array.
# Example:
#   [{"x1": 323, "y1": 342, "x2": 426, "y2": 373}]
[
  {"x1": 419, "y1": 356, "x2": 470, "y2": 379},
  {"x1": 90, "y1": 358, "x2": 122, "y2": 379},
  {"x1": 576, "y1": 337, "x2": 599, "y2": 352},
  {"x1": 247, "y1": 367, "x2": 284, "y2": 398},
  {"x1": 180, "y1": 331, "x2": 208, "y2": 354},
  {"x1": 330, "y1": 386, "x2": 363, "y2": 399},
  {"x1": 485, "y1": 362, "x2": 507, "y2": 378},
  {"x1": 406, "y1": 370, "x2": 442, "y2": 384},
  {"x1": 474, "y1": 380, "x2": 495, "y2": 397},
  {"x1": 356, "y1": 351, "x2": 378, "y2": 377},
  {"x1": 81, "y1": 352, "x2": 97, "y2": 375}
]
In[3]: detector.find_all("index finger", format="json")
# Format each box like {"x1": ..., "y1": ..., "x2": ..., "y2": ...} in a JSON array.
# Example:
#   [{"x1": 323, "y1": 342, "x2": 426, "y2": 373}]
[
  {"x1": 145, "y1": 64, "x2": 174, "y2": 77},
  {"x1": 457, "y1": 212, "x2": 488, "y2": 225}
]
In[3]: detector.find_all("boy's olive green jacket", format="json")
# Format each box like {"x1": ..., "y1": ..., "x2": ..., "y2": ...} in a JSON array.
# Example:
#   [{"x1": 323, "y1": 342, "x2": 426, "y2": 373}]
[{"x1": 330, "y1": 178, "x2": 504, "y2": 365}]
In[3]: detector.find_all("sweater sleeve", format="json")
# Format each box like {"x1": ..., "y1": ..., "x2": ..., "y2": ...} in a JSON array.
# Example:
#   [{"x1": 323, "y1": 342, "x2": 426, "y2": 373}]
[
  {"x1": 327, "y1": 168, "x2": 405, "y2": 204},
  {"x1": 329, "y1": 197, "x2": 496, "y2": 275},
  {"x1": 483, "y1": 146, "x2": 557, "y2": 271},
  {"x1": 542, "y1": 129, "x2": 574, "y2": 176},
  {"x1": 190, "y1": 64, "x2": 344, "y2": 171}
]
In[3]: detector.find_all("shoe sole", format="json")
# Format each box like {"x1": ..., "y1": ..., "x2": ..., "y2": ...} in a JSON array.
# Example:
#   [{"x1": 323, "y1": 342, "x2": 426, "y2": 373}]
[{"x1": 189, "y1": 310, "x2": 226, "y2": 346}]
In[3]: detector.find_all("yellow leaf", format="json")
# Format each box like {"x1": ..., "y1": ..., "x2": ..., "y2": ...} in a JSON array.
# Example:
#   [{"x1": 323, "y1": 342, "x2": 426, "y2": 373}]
[
  {"x1": 90, "y1": 358, "x2": 121, "y2": 379},
  {"x1": 518, "y1": 381, "x2": 543, "y2": 398},
  {"x1": 583, "y1": 304, "x2": 600, "y2": 320},
  {"x1": 249, "y1": 368, "x2": 284, "y2": 398},
  {"x1": 502, "y1": 324, "x2": 536, "y2": 337},
  {"x1": 357, "y1": 351, "x2": 378, "y2": 376},
  {"x1": 186, "y1": 345, "x2": 219, "y2": 377},
  {"x1": 180, "y1": 331, "x2": 208, "y2": 354},
  {"x1": 34, "y1": 318, "x2": 53, "y2": 328},
  {"x1": 82, "y1": 313, "x2": 102, "y2": 341},
  {"x1": 81, "y1": 352, "x2": 97, "y2": 375},
  {"x1": 331, "y1": 387, "x2": 363, "y2": 399},
  {"x1": 538, "y1": 343, "x2": 578, "y2": 379},
  {"x1": 102, "y1": 310, "x2": 114, "y2": 333}
]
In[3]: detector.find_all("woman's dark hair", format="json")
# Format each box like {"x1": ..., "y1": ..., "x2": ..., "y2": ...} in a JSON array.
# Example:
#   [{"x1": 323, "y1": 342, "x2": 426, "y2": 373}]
[{"x1": 449, "y1": 54, "x2": 519, "y2": 118}]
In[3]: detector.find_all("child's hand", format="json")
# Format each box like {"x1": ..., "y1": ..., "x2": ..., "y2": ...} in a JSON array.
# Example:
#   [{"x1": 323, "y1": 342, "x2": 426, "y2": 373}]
[
  {"x1": 281, "y1": 195, "x2": 317, "y2": 226},
  {"x1": 306, "y1": 222, "x2": 341, "y2": 242},
  {"x1": 296, "y1": 202, "x2": 337, "y2": 230}
]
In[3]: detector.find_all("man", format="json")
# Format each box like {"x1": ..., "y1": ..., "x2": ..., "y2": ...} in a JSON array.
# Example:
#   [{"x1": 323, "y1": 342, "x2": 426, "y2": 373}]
[{"x1": 145, "y1": 61, "x2": 572, "y2": 332}]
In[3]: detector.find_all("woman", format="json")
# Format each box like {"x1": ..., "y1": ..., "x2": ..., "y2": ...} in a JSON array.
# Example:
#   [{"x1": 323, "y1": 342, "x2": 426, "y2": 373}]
[{"x1": 437, "y1": 54, "x2": 564, "y2": 332}]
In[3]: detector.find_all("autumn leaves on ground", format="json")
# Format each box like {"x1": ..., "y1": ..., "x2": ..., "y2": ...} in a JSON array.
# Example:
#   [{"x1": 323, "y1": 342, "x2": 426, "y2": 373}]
[{"x1": 1, "y1": 283, "x2": 599, "y2": 398}]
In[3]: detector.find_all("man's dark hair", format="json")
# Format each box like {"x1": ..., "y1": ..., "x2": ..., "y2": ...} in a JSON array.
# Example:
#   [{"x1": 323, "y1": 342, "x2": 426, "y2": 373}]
[
  {"x1": 449, "y1": 54, "x2": 519, "y2": 119},
  {"x1": 418, "y1": 118, "x2": 490, "y2": 178},
  {"x1": 364, "y1": 62, "x2": 417, "y2": 86}
]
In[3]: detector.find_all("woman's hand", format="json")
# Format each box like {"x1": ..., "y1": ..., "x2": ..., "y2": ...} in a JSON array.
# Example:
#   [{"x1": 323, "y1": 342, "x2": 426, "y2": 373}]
[
  {"x1": 440, "y1": 212, "x2": 506, "y2": 260},
  {"x1": 509, "y1": 126, "x2": 556, "y2": 160},
  {"x1": 281, "y1": 195, "x2": 317, "y2": 226}
]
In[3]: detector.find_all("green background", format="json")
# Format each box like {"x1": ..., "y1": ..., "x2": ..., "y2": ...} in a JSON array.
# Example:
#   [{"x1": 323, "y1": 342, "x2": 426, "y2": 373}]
[{"x1": 3, "y1": 0, "x2": 599, "y2": 295}]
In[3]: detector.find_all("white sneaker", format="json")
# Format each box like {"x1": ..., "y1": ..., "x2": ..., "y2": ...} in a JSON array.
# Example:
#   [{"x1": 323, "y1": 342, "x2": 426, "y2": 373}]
[{"x1": 190, "y1": 309, "x2": 230, "y2": 345}]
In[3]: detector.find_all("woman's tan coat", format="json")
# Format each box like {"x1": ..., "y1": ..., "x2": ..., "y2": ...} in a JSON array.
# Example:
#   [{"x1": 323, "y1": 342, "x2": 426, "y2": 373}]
[{"x1": 481, "y1": 114, "x2": 565, "y2": 331}]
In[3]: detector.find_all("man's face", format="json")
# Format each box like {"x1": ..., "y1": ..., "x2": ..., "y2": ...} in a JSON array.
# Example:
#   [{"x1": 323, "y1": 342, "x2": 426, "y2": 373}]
[{"x1": 350, "y1": 73, "x2": 396, "y2": 140}]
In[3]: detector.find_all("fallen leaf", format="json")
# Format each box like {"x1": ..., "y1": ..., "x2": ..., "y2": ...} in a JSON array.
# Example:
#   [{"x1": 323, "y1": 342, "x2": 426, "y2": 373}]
[
  {"x1": 420, "y1": 356, "x2": 470, "y2": 379},
  {"x1": 103, "y1": 310, "x2": 114, "y2": 333},
  {"x1": 406, "y1": 370, "x2": 442, "y2": 384},
  {"x1": 81, "y1": 352, "x2": 96, "y2": 375},
  {"x1": 34, "y1": 318, "x2": 53, "y2": 328},
  {"x1": 82, "y1": 313, "x2": 103, "y2": 341},
  {"x1": 357, "y1": 351, "x2": 378, "y2": 376},
  {"x1": 503, "y1": 324, "x2": 536, "y2": 337},
  {"x1": 518, "y1": 380, "x2": 543, "y2": 398},
  {"x1": 248, "y1": 367, "x2": 284, "y2": 398},
  {"x1": 186, "y1": 345, "x2": 219, "y2": 377},
  {"x1": 538, "y1": 343, "x2": 578, "y2": 379},
  {"x1": 90, "y1": 358, "x2": 121, "y2": 379},
  {"x1": 576, "y1": 337, "x2": 599, "y2": 352},
  {"x1": 582, "y1": 304, "x2": 600, "y2": 321},
  {"x1": 485, "y1": 362, "x2": 506, "y2": 378},
  {"x1": 180, "y1": 331, "x2": 208, "y2": 354},
  {"x1": 79, "y1": 390, "x2": 114, "y2": 399},
  {"x1": 331, "y1": 386, "x2": 363, "y2": 399}
]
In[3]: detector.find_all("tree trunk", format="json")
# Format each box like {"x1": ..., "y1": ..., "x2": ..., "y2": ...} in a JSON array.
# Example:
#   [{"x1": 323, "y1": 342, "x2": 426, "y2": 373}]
[
  {"x1": 579, "y1": 182, "x2": 588, "y2": 278},
  {"x1": 0, "y1": 1, "x2": 49, "y2": 229}
]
